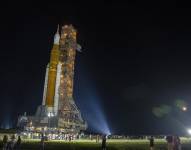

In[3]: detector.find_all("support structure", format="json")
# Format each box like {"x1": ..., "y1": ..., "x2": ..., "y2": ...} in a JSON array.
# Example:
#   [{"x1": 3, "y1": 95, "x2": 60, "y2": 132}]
[{"x1": 17, "y1": 25, "x2": 87, "y2": 134}]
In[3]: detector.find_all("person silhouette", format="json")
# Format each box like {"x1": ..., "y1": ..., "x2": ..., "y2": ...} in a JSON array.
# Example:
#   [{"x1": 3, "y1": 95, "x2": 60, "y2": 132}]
[
  {"x1": 102, "y1": 134, "x2": 107, "y2": 150},
  {"x1": 40, "y1": 133, "x2": 45, "y2": 150},
  {"x1": 149, "y1": 136, "x2": 154, "y2": 150},
  {"x1": 15, "y1": 136, "x2": 21, "y2": 150},
  {"x1": 2, "y1": 135, "x2": 8, "y2": 150},
  {"x1": 166, "y1": 135, "x2": 173, "y2": 150}
]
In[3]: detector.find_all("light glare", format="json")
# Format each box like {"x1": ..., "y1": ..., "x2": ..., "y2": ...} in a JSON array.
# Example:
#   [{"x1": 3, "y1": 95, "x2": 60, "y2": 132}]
[
  {"x1": 187, "y1": 129, "x2": 191, "y2": 135},
  {"x1": 182, "y1": 106, "x2": 187, "y2": 111}
]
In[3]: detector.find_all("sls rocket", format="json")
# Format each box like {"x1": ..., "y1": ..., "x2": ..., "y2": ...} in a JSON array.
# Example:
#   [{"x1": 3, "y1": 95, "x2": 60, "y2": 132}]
[
  {"x1": 42, "y1": 26, "x2": 61, "y2": 115},
  {"x1": 17, "y1": 25, "x2": 86, "y2": 132}
]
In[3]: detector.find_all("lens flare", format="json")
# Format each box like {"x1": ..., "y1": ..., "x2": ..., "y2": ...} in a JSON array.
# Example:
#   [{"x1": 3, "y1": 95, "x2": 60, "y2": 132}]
[{"x1": 182, "y1": 106, "x2": 187, "y2": 111}]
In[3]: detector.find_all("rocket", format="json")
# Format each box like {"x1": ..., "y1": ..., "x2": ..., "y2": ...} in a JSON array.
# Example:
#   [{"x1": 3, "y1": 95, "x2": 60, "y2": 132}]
[
  {"x1": 40, "y1": 25, "x2": 86, "y2": 131},
  {"x1": 42, "y1": 26, "x2": 60, "y2": 115},
  {"x1": 42, "y1": 25, "x2": 80, "y2": 115},
  {"x1": 17, "y1": 25, "x2": 86, "y2": 132}
]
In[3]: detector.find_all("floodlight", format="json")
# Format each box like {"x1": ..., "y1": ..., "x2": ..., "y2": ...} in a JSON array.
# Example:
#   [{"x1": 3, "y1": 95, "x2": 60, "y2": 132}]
[
  {"x1": 187, "y1": 129, "x2": 191, "y2": 135},
  {"x1": 48, "y1": 112, "x2": 51, "y2": 117},
  {"x1": 51, "y1": 113, "x2": 54, "y2": 117}
]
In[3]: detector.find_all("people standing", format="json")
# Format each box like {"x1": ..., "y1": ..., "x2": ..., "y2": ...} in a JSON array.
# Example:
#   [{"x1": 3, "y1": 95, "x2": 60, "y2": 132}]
[
  {"x1": 166, "y1": 135, "x2": 173, "y2": 150},
  {"x1": 69, "y1": 134, "x2": 72, "y2": 142},
  {"x1": 96, "y1": 135, "x2": 100, "y2": 143},
  {"x1": 173, "y1": 136, "x2": 181, "y2": 150},
  {"x1": 89, "y1": 134, "x2": 92, "y2": 140},
  {"x1": 101, "y1": 135, "x2": 107, "y2": 150},
  {"x1": 7, "y1": 135, "x2": 16, "y2": 150},
  {"x1": 149, "y1": 136, "x2": 154, "y2": 150},
  {"x1": 2, "y1": 135, "x2": 8, "y2": 150},
  {"x1": 177, "y1": 136, "x2": 181, "y2": 150},
  {"x1": 15, "y1": 136, "x2": 21, "y2": 150},
  {"x1": 40, "y1": 134, "x2": 45, "y2": 150}
]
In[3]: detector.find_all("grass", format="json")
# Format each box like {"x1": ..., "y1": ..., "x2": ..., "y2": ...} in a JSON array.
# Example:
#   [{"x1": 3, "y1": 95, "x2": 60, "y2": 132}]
[{"x1": 0, "y1": 138, "x2": 191, "y2": 150}]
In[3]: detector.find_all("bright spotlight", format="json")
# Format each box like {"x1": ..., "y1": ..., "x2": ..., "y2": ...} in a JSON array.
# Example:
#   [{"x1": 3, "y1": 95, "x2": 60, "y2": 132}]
[
  {"x1": 47, "y1": 112, "x2": 55, "y2": 117},
  {"x1": 187, "y1": 129, "x2": 191, "y2": 135}
]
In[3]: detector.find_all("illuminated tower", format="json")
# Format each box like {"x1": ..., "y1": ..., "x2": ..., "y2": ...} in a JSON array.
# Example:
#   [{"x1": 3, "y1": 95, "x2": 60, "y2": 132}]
[
  {"x1": 42, "y1": 25, "x2": 86, "y2": 132},
  {"x1": 58, "y1": 25, "x2": 85, "y2": 131},
  {"x1": 18, "y1": 24, "x2": 86, "y2": 133}
]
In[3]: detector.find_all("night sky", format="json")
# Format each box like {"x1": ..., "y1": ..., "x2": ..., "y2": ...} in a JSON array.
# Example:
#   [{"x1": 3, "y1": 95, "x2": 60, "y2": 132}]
[{"x1": 1, "y1": 1, "x2": 191, "y2": 135}]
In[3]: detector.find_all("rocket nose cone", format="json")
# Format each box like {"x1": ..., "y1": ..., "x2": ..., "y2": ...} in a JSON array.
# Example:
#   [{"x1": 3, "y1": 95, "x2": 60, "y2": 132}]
[{"x1": 54, "y1": 33, "x2": 60, "y2": 45}]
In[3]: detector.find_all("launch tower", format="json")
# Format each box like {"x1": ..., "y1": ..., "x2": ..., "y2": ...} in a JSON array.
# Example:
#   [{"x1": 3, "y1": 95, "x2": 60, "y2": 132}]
[{"x1": 17, "y1": 25, "x2": 87, "y2": 134}]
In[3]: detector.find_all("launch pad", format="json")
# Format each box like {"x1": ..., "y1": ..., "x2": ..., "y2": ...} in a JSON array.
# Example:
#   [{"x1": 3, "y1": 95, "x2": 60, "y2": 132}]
[{"x1": 17, "y1": 25, "x2": 87, "y2": 134}]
